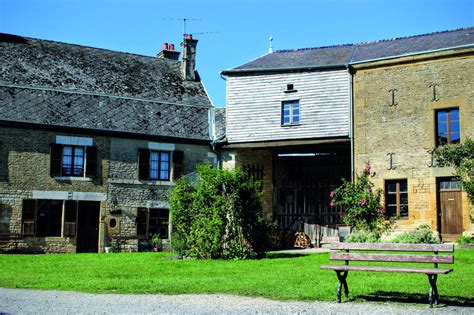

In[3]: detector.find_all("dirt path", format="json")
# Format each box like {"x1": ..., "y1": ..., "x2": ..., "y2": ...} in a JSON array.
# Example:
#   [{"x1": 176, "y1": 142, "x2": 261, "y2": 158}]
[{"x1": 0, "y1": 287, "x2": 471, "y2": 314}]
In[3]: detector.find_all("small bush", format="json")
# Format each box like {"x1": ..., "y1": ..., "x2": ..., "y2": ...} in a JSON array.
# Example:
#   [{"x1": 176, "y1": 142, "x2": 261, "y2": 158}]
[
  {"x1": 345, "y1": 230, "x2": 381, "y2": 243},
  {"x1": 456, "y1": 234, "x2": 474, "y2": 245},
  {"x1": 169, "y1": 165, "x2": 270, "y2": 259},
  {"x1": 390, "y1": 225, "x2": 440, "y2": 244}
]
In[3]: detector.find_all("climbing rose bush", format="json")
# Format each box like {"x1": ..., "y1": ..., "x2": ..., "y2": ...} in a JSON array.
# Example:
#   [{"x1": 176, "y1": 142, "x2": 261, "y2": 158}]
[{"x1": 330, "y1": 164, "x2": 390, "y2": 235}]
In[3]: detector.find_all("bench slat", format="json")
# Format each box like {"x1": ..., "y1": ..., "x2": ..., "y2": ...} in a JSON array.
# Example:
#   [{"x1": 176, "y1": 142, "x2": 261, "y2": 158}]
[
  {"x1": 330, "y1": 242, "x2": 454, "y2": 252},
  {"x1": 330, "y1": 252, "x2": 454, "y2": 264},
  {"x1": 321, "y1": 264, "x2": 453, "y2": 275}
]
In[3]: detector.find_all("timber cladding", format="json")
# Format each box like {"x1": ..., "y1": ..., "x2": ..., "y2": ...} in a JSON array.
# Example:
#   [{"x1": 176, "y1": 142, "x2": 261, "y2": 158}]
[
  {"x1": 225, "y1": 70, "x2": 350, "y2": 143},
  {"x1": 352, "y1": 51, "x2": 474, "y2": 237}
]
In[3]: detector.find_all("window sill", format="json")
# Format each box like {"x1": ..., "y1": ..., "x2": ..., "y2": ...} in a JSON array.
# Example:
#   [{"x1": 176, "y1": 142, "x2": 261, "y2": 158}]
[
  {"x1": 281, "y1": 123, "x2": 301, "y2": 127},
  {"x1": 54, "y1": 176, "x2": 92, "y2": 182},
  {"x1": 108, "y1": 178, "x2": 174, "y2": 186},
  {"x1": 284, "y1": 89, "x2": 298, "y2": 94}
]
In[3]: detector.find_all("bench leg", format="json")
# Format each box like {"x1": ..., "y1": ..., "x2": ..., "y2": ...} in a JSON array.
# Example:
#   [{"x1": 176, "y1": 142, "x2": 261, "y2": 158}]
[
  {"x1": 428, "y1": 274, "x2": 439, "y2": 307},
  {"x1": 336, "y1": 271, "x2": 349, "y2": 303}
]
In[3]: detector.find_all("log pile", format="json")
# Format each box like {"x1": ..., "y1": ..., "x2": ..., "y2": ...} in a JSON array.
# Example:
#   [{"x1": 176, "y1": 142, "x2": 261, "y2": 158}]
[{"x1": 294, "y1": 232, "x2": 312, "y2": 248}]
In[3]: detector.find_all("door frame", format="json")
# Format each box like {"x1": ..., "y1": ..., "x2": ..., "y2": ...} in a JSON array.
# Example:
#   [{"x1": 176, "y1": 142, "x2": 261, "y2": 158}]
[{"x1": 436, "y1": 177, "x2": 463, "y2": 241}]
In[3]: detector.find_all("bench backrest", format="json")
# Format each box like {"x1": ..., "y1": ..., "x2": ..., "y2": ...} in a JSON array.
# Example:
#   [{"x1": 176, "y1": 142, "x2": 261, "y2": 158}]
[{"x1": 329, "y1": 242, "x2": 454, "y2": 267}]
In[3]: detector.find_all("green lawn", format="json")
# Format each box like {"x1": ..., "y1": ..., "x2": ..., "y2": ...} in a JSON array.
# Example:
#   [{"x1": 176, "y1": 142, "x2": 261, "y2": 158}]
[{"x1": 0, "y1": 250, "x2": 473, "y2": 304}]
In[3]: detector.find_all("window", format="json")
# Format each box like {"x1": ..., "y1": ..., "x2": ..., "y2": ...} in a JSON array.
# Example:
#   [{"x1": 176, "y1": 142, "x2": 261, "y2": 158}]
[
  {"x1": 385, "y1": 180, "x2": 408, "y2": 218},
  {"x1": 436, "y1": 108, "x2": 460, "y2": 146},
  {"x1": 62, "y1": 145, "x2": 85, "y2": 176},
  {"x1": 138, "y1": 149, "x2": 184, "y2": 181},
  {"x1": 50, "y1": 144, "x2": 97, "y2": 178},
  {"x1": 150, "y1": 151, "x2": 170, "y2": 180},
  {"x1": 136, "y1": 208, "x2": 169, "y2": 239},
  {"x1": 22, "y1": 199, "x2": 77, "y2": 237},
  {"x1": 282, "y1": 100, "x2": 300, "y2": 125}
]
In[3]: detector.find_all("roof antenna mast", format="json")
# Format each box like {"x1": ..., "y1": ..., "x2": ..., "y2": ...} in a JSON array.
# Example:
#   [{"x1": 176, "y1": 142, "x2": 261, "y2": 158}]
[
  {"x1": 269, "y1": 36, "x2": 273, "y2": 53},
  {"x1": 182, "y1": 17, "x2": 201, "y2": 38}
]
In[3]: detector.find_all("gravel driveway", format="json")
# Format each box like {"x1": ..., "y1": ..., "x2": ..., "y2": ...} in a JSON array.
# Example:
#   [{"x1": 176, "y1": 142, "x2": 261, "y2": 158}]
[{"x1": 0, "y1": 287, "x2": 472, "y2": 314}]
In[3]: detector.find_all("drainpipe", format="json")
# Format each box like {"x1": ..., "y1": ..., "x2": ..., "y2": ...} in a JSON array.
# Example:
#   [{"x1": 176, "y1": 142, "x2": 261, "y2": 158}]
[{"x1": 348, "y1": 67, "x2": 355, "y2": 183}]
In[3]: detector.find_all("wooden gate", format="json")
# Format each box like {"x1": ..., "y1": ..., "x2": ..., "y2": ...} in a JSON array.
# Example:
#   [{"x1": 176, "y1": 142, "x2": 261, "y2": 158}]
[
  {"x1": 437, "y1": 178, "x2": 463, "y2": 241},
  {"x1": 273, "y1": 146, "x2": 350, "y2": 231}
]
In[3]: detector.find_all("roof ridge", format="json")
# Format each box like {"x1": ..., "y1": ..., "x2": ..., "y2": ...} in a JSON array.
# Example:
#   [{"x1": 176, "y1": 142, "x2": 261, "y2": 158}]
[
  {"x1": 0, "y1": 32, "x2": 179, "y2": 62},
  {"x1": 274, "y1": 26, "x2": 474, "y2": 53}
]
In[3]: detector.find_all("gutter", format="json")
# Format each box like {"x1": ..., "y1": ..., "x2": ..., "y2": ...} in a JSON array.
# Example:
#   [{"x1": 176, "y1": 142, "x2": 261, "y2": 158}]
[{"x1": 348, "y1": 67, "x2": 355, "y2": 183}]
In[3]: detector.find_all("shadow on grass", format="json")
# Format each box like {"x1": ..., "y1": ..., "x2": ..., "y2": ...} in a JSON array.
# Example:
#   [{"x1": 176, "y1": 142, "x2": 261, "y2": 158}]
[
  {"x1": 265, "y1": 253, "x2": 309, "y2": 259},
  {"x1": 357, "y1": 291, "x2": 474, "y2": 307}
]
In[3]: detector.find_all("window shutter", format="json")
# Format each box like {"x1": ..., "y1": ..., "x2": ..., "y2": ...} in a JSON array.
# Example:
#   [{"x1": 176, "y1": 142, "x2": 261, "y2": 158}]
[
  {"x1": 50, "y1": 144, "x2": 63, "y2": 177},
  {"x1": 22, "y1": 199, "x2": 36, "y2": 236},
  {"x1": 86, "y1": 146, "x2": 97, "y2": 178},
  {"x1": 138, "y1": 149, "x2": 150, "y2": 180},
  {"x1": 136, "y1": 207, "x2": 148, "y2": 238},
  {"x1": 172, "y1": 150, "x2": 184, "y2": 180},
  {"x1": 64, "y1": 201, "x2": 77, "y2": 237}
]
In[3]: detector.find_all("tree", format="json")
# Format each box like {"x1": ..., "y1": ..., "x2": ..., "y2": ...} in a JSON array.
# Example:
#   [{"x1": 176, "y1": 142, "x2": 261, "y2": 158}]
[
  {"x1": 434, "y1": 138, "x2": 474, "y2": 203},
  {"x1": 169, "y1": 165, "x2": 270, "y2": 259}
]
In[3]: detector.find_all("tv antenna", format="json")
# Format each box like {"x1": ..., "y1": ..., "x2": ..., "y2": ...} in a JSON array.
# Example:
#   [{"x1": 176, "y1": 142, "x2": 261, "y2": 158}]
[{"x1": 162, "y1": 17, "x2": 201, "y2": 38}]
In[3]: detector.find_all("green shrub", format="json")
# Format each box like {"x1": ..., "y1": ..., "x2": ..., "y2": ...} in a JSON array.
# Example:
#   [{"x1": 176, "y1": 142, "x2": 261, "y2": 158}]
[
  {"x1": 345, "y1": 230, "x2": 381, "y2": 243},
  {"x1": 390, "y1": 225, "x2": 440, "y2": 244},
  {"x1": 456, "y1": 234, "x2": 474, "y2": 245},
  {"x1": 169, "y1": 165, "x2": 270, "y2": 259},
  {"x1": 331, "y1": 164, "x2": 392, "y2": 236}
]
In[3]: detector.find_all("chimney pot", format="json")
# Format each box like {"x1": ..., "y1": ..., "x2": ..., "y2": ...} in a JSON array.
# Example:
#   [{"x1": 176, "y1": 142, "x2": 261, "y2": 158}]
[
  {"x1": 169, "y1": 43, "x2": 175, "y2": 51},
  {"x1": 185, "y1": 34, "x2": 193, "y2": 40},
  {"x1": 163, "y1": 42, "x2": 169, "y2": 50}
]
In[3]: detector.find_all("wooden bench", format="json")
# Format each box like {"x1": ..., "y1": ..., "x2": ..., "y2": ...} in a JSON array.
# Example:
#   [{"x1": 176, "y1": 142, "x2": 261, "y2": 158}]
[{"x1": 321, "y1": 242, "x2": 454, "y2": 307}]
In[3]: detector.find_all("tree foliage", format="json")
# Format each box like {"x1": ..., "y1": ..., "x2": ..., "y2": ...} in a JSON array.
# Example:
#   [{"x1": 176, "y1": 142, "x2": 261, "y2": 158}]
[
  {"x1": 330, "y1": 164, "x2": 391, "y2": 237},
  {"x1": 434, "y1": 138, "x2": 474, "y2": 203},
  {"x1": 169, "y1": 165, "x2": 270, "y2": 259}
]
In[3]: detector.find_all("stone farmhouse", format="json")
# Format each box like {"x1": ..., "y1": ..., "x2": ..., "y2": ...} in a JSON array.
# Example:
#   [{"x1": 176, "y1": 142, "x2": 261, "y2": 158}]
[
  {"x1": 221, "y1": 27, "x2": 474, "y2": 242},
  {"x1": 0, "y1": 33, "x2": 221, "y2": 253}
]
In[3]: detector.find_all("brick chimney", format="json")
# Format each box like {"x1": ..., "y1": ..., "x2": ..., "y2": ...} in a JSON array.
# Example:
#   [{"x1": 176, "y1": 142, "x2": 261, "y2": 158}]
[
  {"x1": 157, "y1": 42, "x2": 180, "y2": 60},
  {"x1": 181, "y1": 34, "x2": 198, "y2": 81}
]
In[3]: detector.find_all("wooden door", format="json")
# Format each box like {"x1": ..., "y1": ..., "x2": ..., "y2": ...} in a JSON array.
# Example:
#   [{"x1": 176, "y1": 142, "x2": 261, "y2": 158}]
[
  {"x1": 438, "y1": 178, "x2": 463, "y2": 241},
  {"x1": 76, "y1": 201, "x2": 100, "y2": 253}
]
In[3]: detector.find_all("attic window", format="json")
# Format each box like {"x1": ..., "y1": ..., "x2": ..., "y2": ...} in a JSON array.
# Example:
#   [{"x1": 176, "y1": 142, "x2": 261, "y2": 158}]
[{"x1": 284, "y1": 84, "x2": 297, "y2": 93}]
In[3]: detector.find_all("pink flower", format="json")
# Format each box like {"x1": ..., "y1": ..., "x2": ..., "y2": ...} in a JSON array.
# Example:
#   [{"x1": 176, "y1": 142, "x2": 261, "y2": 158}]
[
  {"x1": 330, "y1": 201, "x2": 335, "y2": 207},
  {"x1": 343, "y1": 188, "x2": 347, "y2": 192},
  {"x1": 364, "y1": 164, "x2": 372, "y2": 174},
  {"x1": 330, "y1": 191, "x2": 335, "y2": 198},
  {"x1": 360, "y1": 198, "x2": 366, "y2": 206}
]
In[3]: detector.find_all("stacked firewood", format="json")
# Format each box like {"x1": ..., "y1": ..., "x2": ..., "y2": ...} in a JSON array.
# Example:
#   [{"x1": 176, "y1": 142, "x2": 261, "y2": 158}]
[{"x1": 294, "y1": 232, "x2": 312, "y2": 248}]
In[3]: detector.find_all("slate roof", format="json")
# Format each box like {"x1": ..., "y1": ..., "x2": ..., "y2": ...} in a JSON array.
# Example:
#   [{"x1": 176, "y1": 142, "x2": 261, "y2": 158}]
[
  {"x1": 0, "y1": 33, "x2": 211, "y2": 106},
  {"x1": 223, "y1": 27, "x2": 474, "y2": 74},
  {"x1": 214, "y1": 108, "x2": 226, "y2": 139},
  {"x1": 0, "y1": 86, "x2": 210, "y2": 141},
  {"x1": 0, "y1": 33, "x2": 212, "y2": 140}
]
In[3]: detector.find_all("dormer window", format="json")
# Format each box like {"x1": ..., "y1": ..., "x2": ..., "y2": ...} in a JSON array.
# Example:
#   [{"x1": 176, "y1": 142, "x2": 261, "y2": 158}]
[{"x1": 282, "y1": 100, "x2": 300, "y2": 125}]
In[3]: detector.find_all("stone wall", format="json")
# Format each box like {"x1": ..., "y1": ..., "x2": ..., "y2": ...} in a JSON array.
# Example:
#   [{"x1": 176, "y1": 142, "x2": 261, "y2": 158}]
[
  {"x1": 353, "y1": 52, "x2": 474, "y2": 236},
  {"x1": 0, "y1": 127, "x2": 215, "y2": 253},
  {"x1": 105, "y1": 138, "x2": 215, "y2": 251},
  {"x1": 0, "y1": 127, "x2": 110, "y2": 253},
  {"x1": 221, "y1": 148, "x2": 273, "y2": 218}
]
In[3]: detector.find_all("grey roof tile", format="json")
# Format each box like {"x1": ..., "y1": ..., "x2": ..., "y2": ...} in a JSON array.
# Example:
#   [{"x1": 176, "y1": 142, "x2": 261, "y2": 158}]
[
  {"x1": 0, "y1": 86, "x2": 210, "y2": 140},
  {"x1": 0, "y1": 33, "x2": 211, "y2": 107},
  {"x1": 224, "y1": 27, "x2": 474, "y2": 73}
]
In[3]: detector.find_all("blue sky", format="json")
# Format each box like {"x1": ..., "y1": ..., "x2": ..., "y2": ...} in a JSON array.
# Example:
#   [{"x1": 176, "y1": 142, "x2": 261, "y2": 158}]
[{"x1": 1, "y1": 0, "x2": 473, "y2": 107}]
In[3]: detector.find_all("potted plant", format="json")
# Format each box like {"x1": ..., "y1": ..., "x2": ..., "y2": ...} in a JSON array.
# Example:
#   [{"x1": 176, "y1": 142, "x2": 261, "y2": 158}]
[{"x1": 150, "y1": 233, "x2": 162, "y2": 252}]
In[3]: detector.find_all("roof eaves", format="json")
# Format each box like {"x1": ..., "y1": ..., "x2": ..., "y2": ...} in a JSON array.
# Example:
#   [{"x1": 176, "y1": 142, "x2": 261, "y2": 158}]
[{"x1": 221, "y1": 63, "x2": 348, "y2": 76}]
